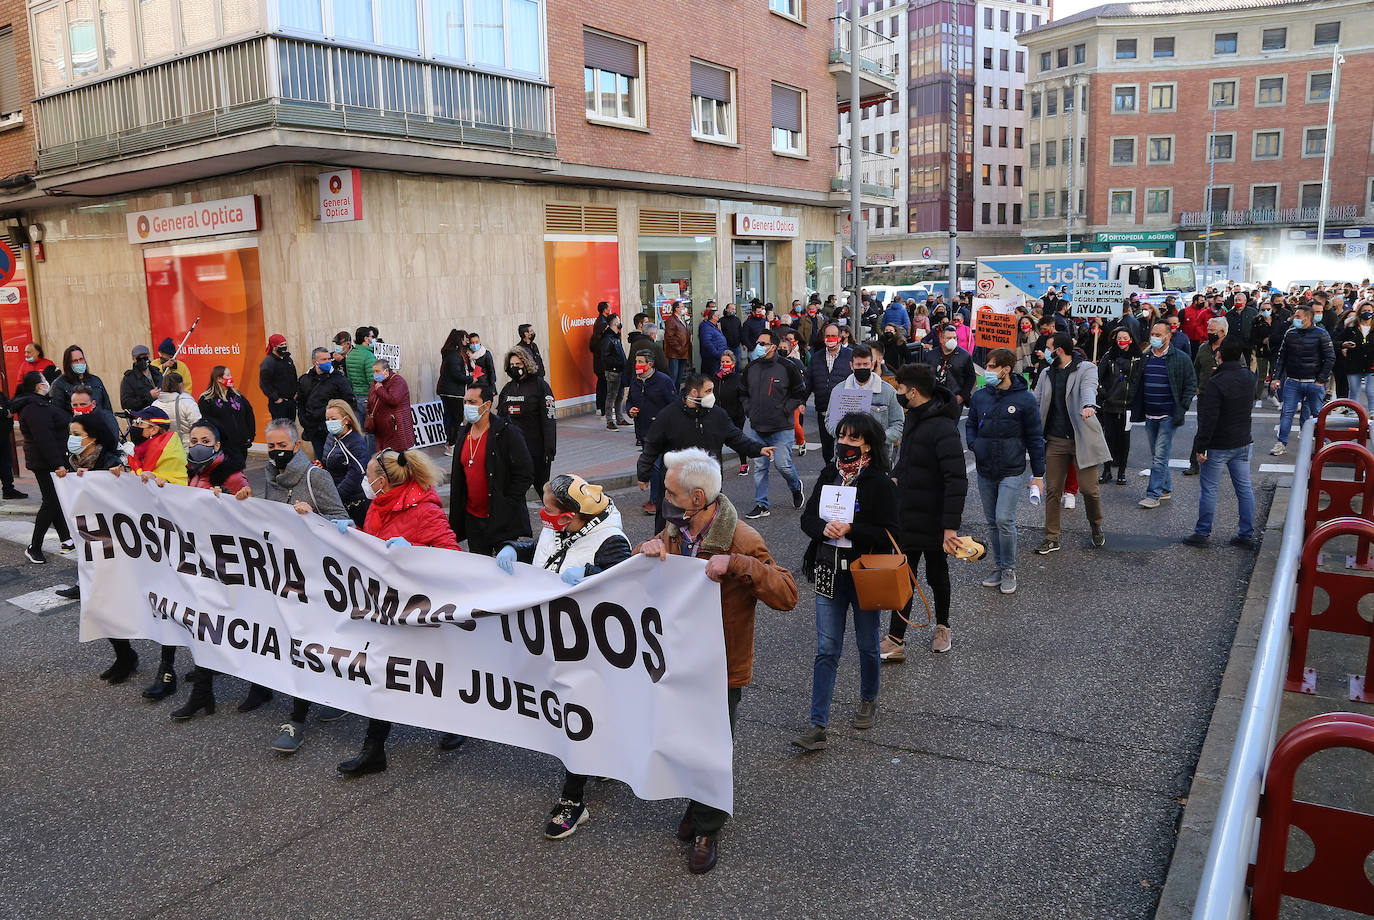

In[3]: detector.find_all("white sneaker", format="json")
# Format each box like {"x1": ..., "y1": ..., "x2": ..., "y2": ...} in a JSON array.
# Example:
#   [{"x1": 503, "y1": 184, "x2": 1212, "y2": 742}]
[
  {"x1": 1061, "y1": 492, "x2": 1077, "y2": 510},
  {"x1": 1254, "y1": 400, "x2": 1262, "y2": 409},
  {"x1": 1269, "y1": 442, "x2": 1286, "y2": 456}
]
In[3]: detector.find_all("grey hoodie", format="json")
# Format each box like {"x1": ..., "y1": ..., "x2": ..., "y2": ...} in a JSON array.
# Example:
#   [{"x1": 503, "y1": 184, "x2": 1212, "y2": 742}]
[{"x1": 264, "y1": 449, "x2": 347, "y2": 519}]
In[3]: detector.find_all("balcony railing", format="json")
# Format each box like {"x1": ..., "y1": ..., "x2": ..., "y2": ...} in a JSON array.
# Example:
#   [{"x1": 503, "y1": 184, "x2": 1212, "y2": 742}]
[
  {"x1": 1177, "y1": 204, "x2": 1360, "y2": 228},
  {"x1": 829, "y1": 18, "x2": 898, "y2": 83},
  {"x1": 34, "y1": 36, "x2": 556, "y2": 173},
  {"x1": 832, "y1": 146, "x2": 895, "y2": 198}
]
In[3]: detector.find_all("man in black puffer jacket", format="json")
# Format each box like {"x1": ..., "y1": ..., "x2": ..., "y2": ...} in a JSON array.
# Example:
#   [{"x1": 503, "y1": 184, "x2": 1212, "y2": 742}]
[
  {"x1": 1186, "y1": 338, "x2": 1257, "y2": 548},
  {"x1": 882, "y1": 364, "x2": 967, "y2": 661}
]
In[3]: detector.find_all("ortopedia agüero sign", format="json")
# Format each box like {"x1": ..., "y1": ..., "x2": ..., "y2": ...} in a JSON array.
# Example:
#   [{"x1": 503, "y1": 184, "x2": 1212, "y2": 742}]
[
  {"x1": 126, "y1": 196, "x2": 260, "y2": 245},
  {"x1": 1068, "y1": 279, "x2": 1126, "y2": 319},
  {"x1": 54, "y1": 472, "x2": 735, "y2": 811}
]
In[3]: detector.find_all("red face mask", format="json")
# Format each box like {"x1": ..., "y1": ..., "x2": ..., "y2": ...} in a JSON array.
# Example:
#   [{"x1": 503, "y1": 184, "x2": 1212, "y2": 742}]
[
  {"x1": 72, "y1": 403, "x2": 95, "y2": 416},
  {"x1": 539, "y1": 507, "x2": 571, "y2": 530},
  {"x1": 222, "y1": 375, "x2": 234, "y2": 389},
  {"x1": 824, "y1": 336, "x2": 840, "y2": 347}
]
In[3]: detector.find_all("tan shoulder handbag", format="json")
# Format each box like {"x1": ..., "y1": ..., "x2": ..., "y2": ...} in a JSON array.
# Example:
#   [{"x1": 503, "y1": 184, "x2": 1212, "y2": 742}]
[{"x1": 850, "y1": 530, "x2": 934, "y2": 627}]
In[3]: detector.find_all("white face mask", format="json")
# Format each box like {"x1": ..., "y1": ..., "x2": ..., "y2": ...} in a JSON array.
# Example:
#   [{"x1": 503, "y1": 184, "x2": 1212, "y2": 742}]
[
  {"x1": 697, "y1": 392, "x2": 716, "y2": 409},
  {"x1": 361, "y1": 476, "x2": 380, "y2": 499}
]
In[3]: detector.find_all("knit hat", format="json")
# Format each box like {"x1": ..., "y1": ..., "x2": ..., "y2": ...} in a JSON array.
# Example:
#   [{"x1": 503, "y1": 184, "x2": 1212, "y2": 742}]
[
  {"x1": 548, "y1": 474, "x2": 609, "y2": 516},
  {"x1": 266, "y1": 333, "x2": 287, "y2": 354},
  {"x1": 157, "y1": 337, "x2": 176, "y2": 356}
]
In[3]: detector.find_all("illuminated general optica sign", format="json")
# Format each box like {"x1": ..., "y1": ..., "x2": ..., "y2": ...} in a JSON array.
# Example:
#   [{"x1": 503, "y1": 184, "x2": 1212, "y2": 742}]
[
  {"x1": 318, "y1": 169, "x2": 363, "y2": 223},
  {"x1": 126, "y1": 196, "x2": 260, "y2": 244},
  {"x1": 733, "y1": 213, "x2": 800, "y2": 238}
]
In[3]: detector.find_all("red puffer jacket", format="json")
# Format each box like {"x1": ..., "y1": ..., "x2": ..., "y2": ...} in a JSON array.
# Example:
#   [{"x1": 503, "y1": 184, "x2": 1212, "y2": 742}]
[
  {"x1": 367, "y1": 373, "x2": 417, "y2": 451},
  {"x1": 363, "y1": 481, "x2": 459, "y2": 549}
]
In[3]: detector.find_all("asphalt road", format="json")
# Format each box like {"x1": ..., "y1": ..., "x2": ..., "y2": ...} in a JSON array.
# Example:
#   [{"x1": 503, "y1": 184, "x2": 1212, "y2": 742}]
[{"x1": 0, "y1": 405, "x2": 1294, "y2": 920}]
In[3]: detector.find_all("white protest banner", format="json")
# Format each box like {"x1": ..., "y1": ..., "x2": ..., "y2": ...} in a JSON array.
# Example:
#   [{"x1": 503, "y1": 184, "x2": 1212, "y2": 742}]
[
  {"x1": 1069, "y1": 280, "x2": 1125, "y2": 319},
  {"x1": 373, "y1": 341, "x2": 401, "y2": 372},
  {"x1": 409, "y1": 399, "x2": 447, "y2": 448},
  {"x1": 55, "y1": 472, "x2": 734, "y2": 811}
]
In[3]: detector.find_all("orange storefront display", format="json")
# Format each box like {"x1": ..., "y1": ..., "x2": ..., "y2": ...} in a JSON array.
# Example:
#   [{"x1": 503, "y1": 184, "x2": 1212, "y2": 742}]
[
  {"x1": 543, "y1": 236, "x2": 620, "y2": 403},
  {"x1": 0, "y1": 260, "x2": 32, "y2": 395},
  {"x1": 143, "y1": 239, "x2": 268, "y2": 439}
]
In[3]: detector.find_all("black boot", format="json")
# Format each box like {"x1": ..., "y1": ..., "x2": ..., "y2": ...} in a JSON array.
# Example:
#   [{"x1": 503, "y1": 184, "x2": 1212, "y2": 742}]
[
  {"x1": 100, "y1": 639, "x2": 138, "y2": 684},
  {"x1": 1115, "y1": 472, "x2": 1128, "y2": 484},
  {"x1": 142, "y1": 666, "x2": 177, "y2": 701},
  {"x1": 171, "y1": 671, "x2": 215, "y2": 720},
  {"x1": 1098, "y1": 465, "x2": 1113, "y2": 484},
  {"x1": 338, "y1": 743, "x2": 388, "y2": 777},
  {"x1": 237, "y1": 683, "x2": 274, "y2": 712}
]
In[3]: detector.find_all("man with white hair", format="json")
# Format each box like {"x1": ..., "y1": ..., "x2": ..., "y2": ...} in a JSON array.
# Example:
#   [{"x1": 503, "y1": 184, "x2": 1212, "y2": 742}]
[
  {"x1": 638, "y1": 447, "x2": 798, "y2": 874},
  {"x1": 1186, "y1": 316, "x2": 1229, "y2": 476}
]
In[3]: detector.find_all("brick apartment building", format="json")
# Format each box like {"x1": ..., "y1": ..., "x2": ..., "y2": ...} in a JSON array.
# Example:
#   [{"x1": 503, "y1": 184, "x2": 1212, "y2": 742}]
[
  {"x1": 1019, "y1": 0, "x2": 1374, "y2": 282},
  {"x1": 0, "y1": 0, "x2": 847, "y2": 418}
]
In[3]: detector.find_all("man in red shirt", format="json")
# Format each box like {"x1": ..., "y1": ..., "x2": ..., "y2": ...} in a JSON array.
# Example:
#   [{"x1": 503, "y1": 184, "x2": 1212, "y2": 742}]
[{"x1": 447, "y1": 381, "x2": 533, "y2": 556}]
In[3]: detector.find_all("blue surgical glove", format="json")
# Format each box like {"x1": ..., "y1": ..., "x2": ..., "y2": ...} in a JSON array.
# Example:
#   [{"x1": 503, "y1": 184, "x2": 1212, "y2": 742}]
[
  {"x1": 385, "y1": 536, "x2": 411, "y2": 548},
  {"x1": 495, "y1": 545, "x2": 517, "y2": 575},
  {"x1": 560, "y1": 567, "x2": 586, "y2": 587},
  {"x1": 333, "y1": 520, "x2": 352, "y2": 535}
]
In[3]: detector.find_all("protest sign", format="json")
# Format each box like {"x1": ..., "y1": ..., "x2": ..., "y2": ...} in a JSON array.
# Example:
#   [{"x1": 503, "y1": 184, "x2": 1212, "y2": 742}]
[
  {"x1": 1069, "y1": 280, "x2": 1125, "y2": 319},
  {"x1": 972, "y1": 296, "x2": 1020, "y2": 349},
  {"x1": 54, "y1": 473, "x2": 735, "y2": 811},
  {"x1": 409, "y1": 399, "x2": 446, "y2": 448},
  {"x1": 830, "y1": 388, "x2": 873, "y2": 417},
  {"x1": 373, "y1": 341, "x2": 401, "y2": 372}
]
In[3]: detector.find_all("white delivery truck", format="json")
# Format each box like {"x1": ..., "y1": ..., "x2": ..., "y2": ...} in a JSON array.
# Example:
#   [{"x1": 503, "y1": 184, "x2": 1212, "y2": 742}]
[{"x1": 976, "y1": 247, "x2": 1197, "y2": 309}]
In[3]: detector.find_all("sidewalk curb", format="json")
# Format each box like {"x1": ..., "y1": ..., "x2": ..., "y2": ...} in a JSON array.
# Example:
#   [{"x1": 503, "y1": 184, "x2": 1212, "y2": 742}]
[{"x1": 1153, "y1": 483, "x2": 1285, "y2": 920}]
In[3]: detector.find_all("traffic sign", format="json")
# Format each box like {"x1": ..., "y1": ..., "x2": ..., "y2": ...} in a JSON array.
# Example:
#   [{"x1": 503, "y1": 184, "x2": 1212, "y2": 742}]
[
  {"x1": 0, "y1": 240, "x2": 16, "y2": 287},
  {"x1": 921, "y1": 246, "x2": 932, "y2": 259},
  {"x1": 1070, "y1": 279, "x2": 1125, "y2": 318}
]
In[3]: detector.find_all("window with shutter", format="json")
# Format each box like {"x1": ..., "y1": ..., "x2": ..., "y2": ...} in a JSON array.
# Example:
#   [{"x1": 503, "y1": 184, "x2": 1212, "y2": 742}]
[
  {"x1": 770, "y1": 83, "x2": 804, "y2": 154},
  {"x1": 0, "y1": 28, "x2": 18, "y2": 118},
  {"x1": 584, "y1": 30, "x2": 643, "y2": 126},
  {"x1": 690, "y1": 60, "x2": 734, "y2": 142}
]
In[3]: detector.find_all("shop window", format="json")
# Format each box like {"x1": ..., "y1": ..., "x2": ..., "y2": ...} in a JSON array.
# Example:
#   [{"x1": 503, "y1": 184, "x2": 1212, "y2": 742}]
[
  {"x1": 806, "y1": 240, "x2": 835, "y2": 295},
  {"x1": 640, "y1": 236, "x2": 716, "y2": 317},
  {"x1": 585, "y1": 30, "x2": 643, "y2": 126},
  {"x1": 771, "y1": 83, "x2": 805, "y2": 155},
  {"x1": 690, "y1": 60, "x2": 735, "y2": 143}
]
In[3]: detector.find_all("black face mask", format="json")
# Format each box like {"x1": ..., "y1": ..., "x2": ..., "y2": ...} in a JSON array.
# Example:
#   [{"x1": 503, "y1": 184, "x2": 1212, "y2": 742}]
[
  {"x1": 276, "y1": 347, "x2": 290, "y2": 358},
  {"x1": 1361, "y1": 313, "x2": 1373, "y2": 321},
  {"x1": 836, "y1": 443, "x2": 864, "y2": 463},
  {"x1": 507, "y1": 365, "x2": 524, "y2": 380},
  {"x1": 186, "y1": 443, "x2": 220, "y2": 472},
  {"x1": 268, "y1": 448, "x2": 294, "y2": 471},
  {"x1": 135, "y1": 357, "x2": 149, "y2": 370},
  {"x1": 1208, "y1": 333, "x2": 1220, "y2": 346},
  {"x1": 852, "y1": 367, "x2": 872, "y2": 384},
  {"x1": 896, "y1": 391, "x2": 910, "y2": 409}
]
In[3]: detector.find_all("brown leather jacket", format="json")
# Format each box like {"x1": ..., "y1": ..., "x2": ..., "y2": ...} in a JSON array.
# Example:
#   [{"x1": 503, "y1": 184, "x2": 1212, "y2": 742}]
[
  {"x1": 664, "y1": 315, "x2": 693, "y2": 361},
  {"x1": 639, "y1": 495, "x2": 797, "y2": 687}
]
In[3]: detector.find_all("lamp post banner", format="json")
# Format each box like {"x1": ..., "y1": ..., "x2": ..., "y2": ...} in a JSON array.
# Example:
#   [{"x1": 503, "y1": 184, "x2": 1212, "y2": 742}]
[{"x1": 54, "y1": 471, "x2": 735, "y2": 812}]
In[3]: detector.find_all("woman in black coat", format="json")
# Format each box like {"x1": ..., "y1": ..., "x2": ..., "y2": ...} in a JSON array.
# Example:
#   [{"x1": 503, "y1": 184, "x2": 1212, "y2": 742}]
[
  {"x1": 11, "y1": 372, "x2": 74, "y2": 565},
  {"x1": 437, "y1": 328, "x2": 471, "y2": 452},
  {"x1": 1096, "y1": 329, "x2": 1142, "y2": 484},
  {"x1": 714, "y1": 351, "x2": 748, "y2": 476},
  {"x1": 884, "y1": 364, "x2": 967, "y2": 660},
  {"x1": 197, "y1": 365, "x2": 256, "y2": 466},
  {"x1": 793, "y1": 412, "x2": 900, "y2": 750}
]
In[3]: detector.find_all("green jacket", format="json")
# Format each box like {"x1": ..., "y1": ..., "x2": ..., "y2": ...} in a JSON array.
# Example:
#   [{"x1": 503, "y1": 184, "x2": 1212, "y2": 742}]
[{"x1": 344, "y1": 343, "x2": 376, "y2": 397}]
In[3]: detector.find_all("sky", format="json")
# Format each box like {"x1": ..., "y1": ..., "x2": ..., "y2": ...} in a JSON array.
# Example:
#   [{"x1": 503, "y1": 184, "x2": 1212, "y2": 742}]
[{"x1": 1052, "y1": 0, "x2": 1106, "y2": 17}]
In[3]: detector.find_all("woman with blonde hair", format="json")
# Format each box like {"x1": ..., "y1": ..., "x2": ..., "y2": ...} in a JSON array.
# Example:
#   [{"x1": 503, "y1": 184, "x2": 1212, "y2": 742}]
[
  {"x1": 156, "y1": 371, "x2": 201, "y2": 448},
  {"x1": 337, "y1": 447, "x2": 460, "y2": 777},
  {"x1": 197, "y1": 364, "x2": 255, "y2": 466},
  {"x1": 322, "y1": 397, "x2": 373, "y2": 527}
]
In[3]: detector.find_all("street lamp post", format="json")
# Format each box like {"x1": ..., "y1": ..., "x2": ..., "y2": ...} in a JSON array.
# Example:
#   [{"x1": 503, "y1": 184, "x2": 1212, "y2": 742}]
[
  {"x1": 849, "y1": 6, "x2": 863, "y2": 287},
  {"x1": 1202, "y1": 97, "x2": 1218, "y2": 287},
  {"x1": 1315, "y1": 44, "x2": 1344, "y2": 260},
  {"x1": 947, "y1": 0, "x2": 959, "y2": 297}
]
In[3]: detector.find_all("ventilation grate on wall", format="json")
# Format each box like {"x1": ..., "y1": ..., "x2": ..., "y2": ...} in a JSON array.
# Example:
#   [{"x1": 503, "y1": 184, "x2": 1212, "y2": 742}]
[
  {"x1": 545, "y1": 202, "x2": 619, "y2": 235},
  {"x1": 639, "y1": 209, "x2": 717, "y2": 235}
]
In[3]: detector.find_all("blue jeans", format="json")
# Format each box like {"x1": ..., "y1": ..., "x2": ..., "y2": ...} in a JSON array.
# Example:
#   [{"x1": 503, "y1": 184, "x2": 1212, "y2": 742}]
[
  {"x1": 1144, "y1": 416, "x2": 1177, "y2": 499},
  {"x1": 1194, "y1": 444, "x2": 1255, "y2": 539},
  {"x1": 810, "y1": 574, "x2": 880, "y2": 727},
  {"x1": 752, "y1": 428, "x2": 802, "y2": 507},
  {"x1": 1278, "y1": 379, "x2": 1325, "y2": 445},
  {"x1": 668, "y1": 357, "x2": 688, "y2": 391},
  {"x1": 978, "y1": 473, "x2": 1023, "y2": 571},
  {"x1": 1347, "y1": 374, "x2": 1374, "y2": 410}
]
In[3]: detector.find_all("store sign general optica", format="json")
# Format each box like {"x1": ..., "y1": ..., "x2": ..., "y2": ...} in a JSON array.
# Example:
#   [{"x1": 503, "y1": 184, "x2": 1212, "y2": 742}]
[
  {"x1": 733, "y1": 213, "x2": 800, "y2": 238},
  {"x1": 126, "y1": 196, "x2": 260, "y2": 245},
  {"x1": 318, "y1": 169, "x2": 363, "y2": 223}
]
